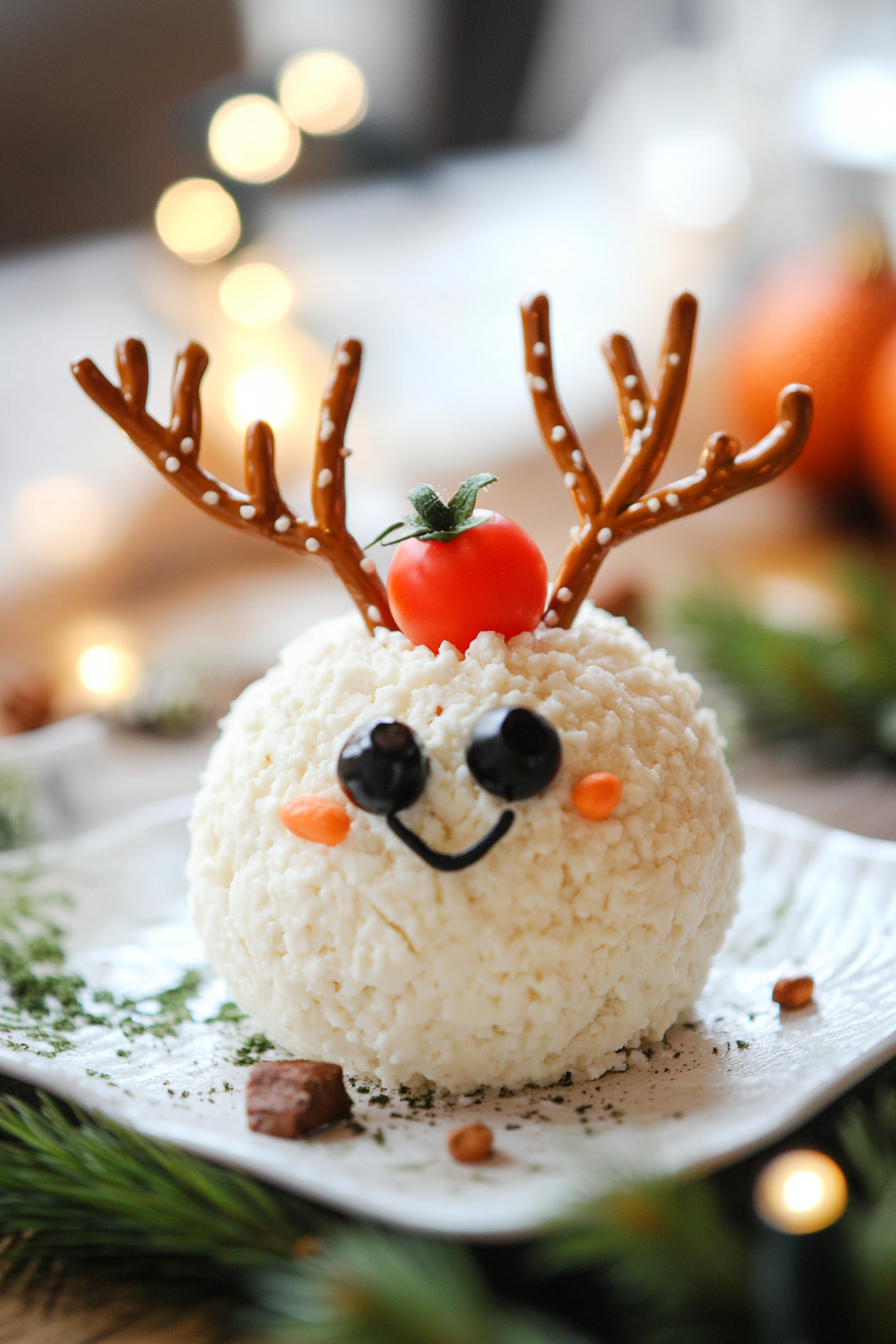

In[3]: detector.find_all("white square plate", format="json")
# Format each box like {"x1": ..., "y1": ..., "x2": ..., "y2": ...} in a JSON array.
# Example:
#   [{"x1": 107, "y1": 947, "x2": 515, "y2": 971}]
[{"x1": 0, "y1": 794, "x2": 894, "y2": 1240}]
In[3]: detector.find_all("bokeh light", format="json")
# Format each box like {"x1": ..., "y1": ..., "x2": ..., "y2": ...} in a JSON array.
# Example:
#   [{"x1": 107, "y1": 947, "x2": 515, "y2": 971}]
[
  {"x1": 754, "y1": 1150, "x2": 848, "y2": 1234},
  {"x1": 756, "y1": 575, "x2": 844, "y2": 634},
  {"x1": 278, "y1": 50, "x2": 368, "y2": 135},
  {"x1": 12, "y1": 476, "x2": 108, "y2": 569},
  {"x1": 219, "y1": 262, "x2": 294, "y2": 328},
  {"x1": 155, "y1": 178, "x2": 241, "y2": 264},
  {"x1": 643, "y1": 130, "x2": 751, "y2": 229},
  {"x1": 225, "y1": 366, "x2": 295, "y2": 430},
  {"x1": 797, "y1": 60, "x2": 896, "y2": 169},
  {"x1": 208, "y1": 94, "x2": 300, "y2": 184},
  {"x1": 77, "y1": 645, "x2": 141, "y2": 704}
]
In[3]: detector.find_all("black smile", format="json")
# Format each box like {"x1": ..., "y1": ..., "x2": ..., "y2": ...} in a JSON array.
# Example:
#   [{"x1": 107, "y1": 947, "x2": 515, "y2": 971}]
[{"x1": 387, "y1": 809, "x2": 515, "y2": 871}]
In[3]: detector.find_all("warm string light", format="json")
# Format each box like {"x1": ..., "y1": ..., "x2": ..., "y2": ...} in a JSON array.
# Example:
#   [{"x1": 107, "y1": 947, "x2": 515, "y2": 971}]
[
  {"x1": 208, "y1": 94, "x2": 299, "y2": 184},
  {"x1": 756, "y1": 574, "x2": 844, "y2": 634},
  {"x1": 77, "y1": 645, "x2": 141, "y2": 705},
  {"x1": 155, "y1": 51, "x2": 364, "y2": 269},
  {"x1": 219, "y1": 262, "x2": 294, "y2": 328},
  {"x1": 155, "y1": 178, "x2": 241, "y2": 264},
  {"x1": 153, "y1": 79, "x2": 326, "y2": 430},
  {"x1": 225, "y1": 365, "x2": 295, "y2": 430},
  {"x1": 278, "y1": 50, "x2": 368, "y2": 135},
  {"x1": 200, "y1": 324, "x2": 328, "y2": 474},
  {"x1": 754, "y1": 1150, "x2": 848, "y2": 1234}
]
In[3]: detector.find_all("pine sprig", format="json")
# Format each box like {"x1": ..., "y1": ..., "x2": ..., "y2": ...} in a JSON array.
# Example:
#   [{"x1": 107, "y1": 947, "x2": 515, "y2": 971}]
[
  {"x1": 256, "y1": 1230, "x2": 579, "y2": 1344},
  {"x1": 838, "y1": 1093, "x2": 896, "y2": 1343},
  {"x1": 544, "y1": 1181, "x2": 752, "y2": 1344},
  {"x1": 840, "y1": 1089, "x2": 896, "y2": 1197},
  {"x1": 9, "y1": 1080, "x2": 896, "y2": 1341},
  {"x1": 0, "y1": 1093, "x2": 316, "y2": 1292},
  {"x1": 0, "y1": 768, "x2": 38, "y2": 853},
  {"x1": 0, "y1": 1093, "x2": 589, "y2": 1342},
  {"x1": 667, "y1": 554, "x2": 896, "y2": 766}
]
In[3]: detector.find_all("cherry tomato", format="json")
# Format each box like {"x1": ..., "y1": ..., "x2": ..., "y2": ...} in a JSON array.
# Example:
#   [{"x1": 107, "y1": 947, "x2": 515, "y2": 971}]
[{"x1": 386, "y1": 510, "x2": 548, "y2": 653}]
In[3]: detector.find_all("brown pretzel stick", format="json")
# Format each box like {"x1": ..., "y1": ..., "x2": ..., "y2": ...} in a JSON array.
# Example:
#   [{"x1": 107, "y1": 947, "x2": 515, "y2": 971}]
[
  {"x1": 71, "y1": 337, "x2": 395, "y2": 634},
  {"x1": 602, "y1": 291, "x2": 697, "y2": 513},
  {"x1": 521, "y1": 293, "x2": 813, "y2": 627}
]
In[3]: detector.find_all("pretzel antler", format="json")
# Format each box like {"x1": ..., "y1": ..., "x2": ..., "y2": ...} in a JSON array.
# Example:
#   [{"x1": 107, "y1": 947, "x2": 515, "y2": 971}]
[
  {"x1": 71, "y1": 338, "x2": 396, "y2": 634},
  {"x1": 521, "y1": 292, "x2": 813, "y2": 628}
]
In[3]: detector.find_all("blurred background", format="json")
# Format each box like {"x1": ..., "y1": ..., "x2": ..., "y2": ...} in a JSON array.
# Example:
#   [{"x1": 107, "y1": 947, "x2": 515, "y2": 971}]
[{"x1": 4, "y1": 0, "x2": 896, "y2": 841}]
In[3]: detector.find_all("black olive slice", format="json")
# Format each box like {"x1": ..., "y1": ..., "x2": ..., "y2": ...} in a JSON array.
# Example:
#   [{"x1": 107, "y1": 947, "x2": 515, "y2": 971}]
[
  {"x1": 466, "y1": 705, "x2": 561, "y2": 801},
  {"x1": 337, "y1": 719, "x2": 428, "y2": 815}
]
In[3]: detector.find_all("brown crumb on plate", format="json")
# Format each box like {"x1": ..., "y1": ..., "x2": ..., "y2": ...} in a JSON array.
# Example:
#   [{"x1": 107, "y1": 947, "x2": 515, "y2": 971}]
[
  {"x1": 246, "y1": 1060, "x2": 352, "y2": 1138},
  {"x1": 448, "y1": 1123, "x2": 494, "y2": 1163},
  {"x1": 773, "y1": 975, "x2": 815, "y2": 1010}
]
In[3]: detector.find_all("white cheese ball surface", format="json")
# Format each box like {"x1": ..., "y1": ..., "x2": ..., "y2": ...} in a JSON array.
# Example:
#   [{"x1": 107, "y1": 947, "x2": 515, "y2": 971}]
[{"x1": 189, "y1": 605, "x2": 742, "y2": 1092}]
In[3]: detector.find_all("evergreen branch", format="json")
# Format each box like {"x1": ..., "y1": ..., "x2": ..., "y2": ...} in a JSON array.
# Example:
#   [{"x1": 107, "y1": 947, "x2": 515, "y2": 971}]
[
  {"x1": 839, "y1": 1090, "x2": 896, "y2": 1198},
  {"x1": 0, "y1": 1093, "x2": 589, "y2": 1343},
  {"x1": 841, "y1": 554, "x2": 896, "y2": 645},
  {"x1": 666, "y1": 554, "x2": 896, "y2": 766},
  {"x1": 11, "y1": 1087, "x2": 896, "y2": 1344},
  {"x1": 0, "y1": 768, "x2": 38, "y2": 853},
  {"x1": 838, "y1": 1094, "x2": 896, "y2": 1343},
  {"x1": 844, "y1": 1189, "x2": 896, "y2": 1344},
  {"x1": 0, "y1": 1093, "x2": 317, "y2": 1290},
  {"x1": 255, "y1": 1229, "x2": 586, "y2": 1344},
  {"x1": 542, "y1": 1181, "x2": 752, "y2": 1344}
]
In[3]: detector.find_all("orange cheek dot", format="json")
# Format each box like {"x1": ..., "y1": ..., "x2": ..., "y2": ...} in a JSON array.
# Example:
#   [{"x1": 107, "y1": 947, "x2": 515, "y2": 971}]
[
  {"x1": 279, "y1": 796, "x2": 351, "y2": 846},
  {"x1": 572, "y1": 772, "x2": 623, "y2": 821}
]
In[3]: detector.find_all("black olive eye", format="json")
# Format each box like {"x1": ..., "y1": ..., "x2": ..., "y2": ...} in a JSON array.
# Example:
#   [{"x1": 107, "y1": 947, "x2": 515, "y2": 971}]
[
  {"x1": 338, "y1": 719, "x2": 429, "y2": 816},
  {"x1": 466, "y1": 706, "x2": 561, "y2": 801}
]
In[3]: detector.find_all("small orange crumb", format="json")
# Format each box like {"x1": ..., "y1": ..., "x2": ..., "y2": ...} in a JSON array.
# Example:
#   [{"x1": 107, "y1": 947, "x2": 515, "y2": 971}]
[
  {"x1": 572, "y1": 772, "x2": 623, "y2": 821},
  {"x1": 773, "y1": 975, "x2": 814, "y2": 1010},
  {"x1": 435, "y1": 705, "x2": 443, "y2": 716},
  {"x1": 279, "y1": 796, "x2": 351, "y2": 846},
  {"x1": 292, "y1": 1235, "x2": 324, "y2": 1259},
  {"x1": 448, "y1": 1123, "x2": 494, "y2": 1164}
]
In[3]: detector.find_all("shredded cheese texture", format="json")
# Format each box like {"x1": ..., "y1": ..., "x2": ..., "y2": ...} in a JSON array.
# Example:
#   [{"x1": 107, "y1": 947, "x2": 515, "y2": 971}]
[{"x1": 189, "y1": 605, "x2": 742, "y2": 1092}]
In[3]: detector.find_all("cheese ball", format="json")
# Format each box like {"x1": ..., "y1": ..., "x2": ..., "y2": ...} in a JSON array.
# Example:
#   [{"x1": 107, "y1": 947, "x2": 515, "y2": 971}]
[{"x1": 188, "y1": 605, "x2": 742, "y2": 1092}]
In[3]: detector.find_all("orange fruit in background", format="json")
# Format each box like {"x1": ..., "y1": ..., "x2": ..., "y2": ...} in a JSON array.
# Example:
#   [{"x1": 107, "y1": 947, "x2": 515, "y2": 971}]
[
  {"x1": 861, "y1": 325, "x2": 896, "y2": 523},
  {"x1": 726, "y1": 237, "x2": 896, "y2": 497}
]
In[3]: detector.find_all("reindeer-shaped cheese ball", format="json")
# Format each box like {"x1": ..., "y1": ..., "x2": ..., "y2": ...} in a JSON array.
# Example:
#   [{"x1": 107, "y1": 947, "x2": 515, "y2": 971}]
[{"x1": 73, "y1": 294, "x2": 812, "y2": 1092}]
